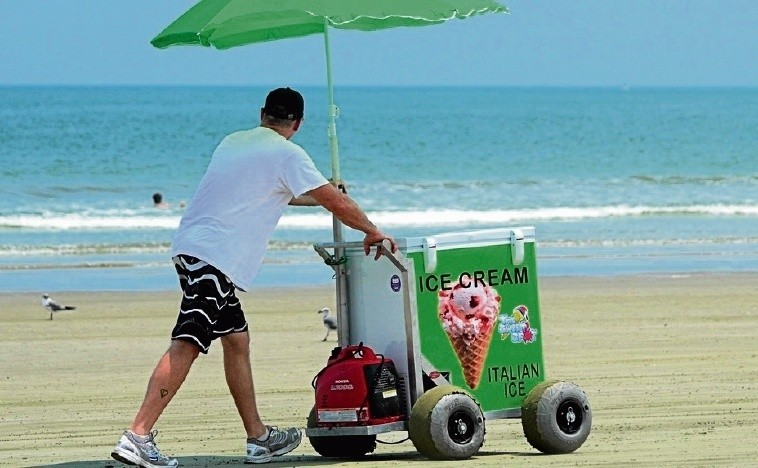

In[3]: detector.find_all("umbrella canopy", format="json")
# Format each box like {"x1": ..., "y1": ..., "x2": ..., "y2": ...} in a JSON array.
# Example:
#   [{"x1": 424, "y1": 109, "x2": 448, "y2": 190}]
[
  {"x1": 151, "y1": 0, "x2": 507, "y2": 50},
  {"x1": 151, "y1": 0, "x2": 508, "y2": 182}
]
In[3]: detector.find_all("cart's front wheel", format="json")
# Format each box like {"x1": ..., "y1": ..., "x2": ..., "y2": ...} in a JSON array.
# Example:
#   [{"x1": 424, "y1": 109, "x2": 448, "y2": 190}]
[
  {"x1": 306, "y1": 407, "x2": 377, "y2": 458},
  {"x1": 409, "y1": 385, "x2": 485, "y2": 460},
  {"x1": 521, "y1": 380, "x2": 592, "y2": 454}
]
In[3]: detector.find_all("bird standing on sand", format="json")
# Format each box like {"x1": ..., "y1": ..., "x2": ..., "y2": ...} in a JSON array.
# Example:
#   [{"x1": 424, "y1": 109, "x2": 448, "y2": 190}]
[
  {"x1": 318, "y1": 307, "x2": 338, "y2": 341},
  {"x1": 41, "y1": 293, "x2": 76, "y2": 320}
]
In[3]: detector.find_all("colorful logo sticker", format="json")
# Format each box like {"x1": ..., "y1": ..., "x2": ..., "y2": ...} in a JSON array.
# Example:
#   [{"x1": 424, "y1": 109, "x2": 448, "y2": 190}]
[{"x1": 498, "y1": 305, "x2": 538, "y2": 344}]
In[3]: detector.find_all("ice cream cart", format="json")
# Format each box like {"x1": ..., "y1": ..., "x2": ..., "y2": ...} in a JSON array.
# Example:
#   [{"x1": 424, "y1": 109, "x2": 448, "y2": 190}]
[{"x1": 307, "y1": 226, "x2": 592, "y2": 459}]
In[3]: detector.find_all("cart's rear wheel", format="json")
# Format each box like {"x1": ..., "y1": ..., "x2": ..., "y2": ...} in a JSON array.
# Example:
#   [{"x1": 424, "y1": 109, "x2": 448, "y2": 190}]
[
  {"x1": 521, "y1": 380, "x2": 592, "y2": 454},
  {"x1": 409, "y1": 385, "x2": 485, "y2": 460},
  {"x1": 306, "y1": 407, "x2": 377, "y2": 458}
]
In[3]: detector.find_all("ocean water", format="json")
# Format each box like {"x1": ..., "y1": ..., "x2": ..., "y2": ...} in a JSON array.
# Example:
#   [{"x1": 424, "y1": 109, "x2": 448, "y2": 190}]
[{"x1": 1, "y1": 86, "x2": 756, "y2": 292}]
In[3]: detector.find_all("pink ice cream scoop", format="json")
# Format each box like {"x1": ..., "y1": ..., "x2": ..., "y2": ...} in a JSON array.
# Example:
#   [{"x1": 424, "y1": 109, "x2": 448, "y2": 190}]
[
  {"x1": 439, "y1": 283, "x2": 501, "y2": 344},
  {"x1": 442, "y1": 283, "x2": 500, "y2": 320}
]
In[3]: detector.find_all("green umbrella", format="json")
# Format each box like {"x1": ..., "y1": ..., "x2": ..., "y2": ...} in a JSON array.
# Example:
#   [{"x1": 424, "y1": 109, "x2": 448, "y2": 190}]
[{"x1": 151, "y1": 0, "x2": 508, "y2": 184}]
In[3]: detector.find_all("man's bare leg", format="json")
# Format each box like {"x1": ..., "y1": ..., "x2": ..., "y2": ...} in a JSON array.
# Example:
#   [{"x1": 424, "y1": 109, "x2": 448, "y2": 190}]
[
  {"x1": 221, "y1": 331, "x2": 267, "y2": 439},
  {"x1": 130, "y1": 339, "x2": 199, "y2": 435}
]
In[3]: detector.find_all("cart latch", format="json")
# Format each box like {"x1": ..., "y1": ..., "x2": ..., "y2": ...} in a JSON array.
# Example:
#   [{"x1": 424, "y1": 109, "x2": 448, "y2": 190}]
[
  {"x1": 510, "y1": 229, "x2": 525, "y2": 265},
  {"x1": 422, "y1": 236, "x2": 437, "y2": 273}
]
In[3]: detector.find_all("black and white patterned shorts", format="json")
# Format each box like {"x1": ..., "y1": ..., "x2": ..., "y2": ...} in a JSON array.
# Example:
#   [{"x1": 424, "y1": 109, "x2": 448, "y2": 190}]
[{"x1": 171, "y1": 255, "x2": 248, "y2": 353}]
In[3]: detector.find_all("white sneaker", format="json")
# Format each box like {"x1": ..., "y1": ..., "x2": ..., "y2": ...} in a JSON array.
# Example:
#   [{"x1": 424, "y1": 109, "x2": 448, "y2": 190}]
[
  {"x1": 111, "y1": 430, "x2": 178, "y2": 467},
  {"x1": 245, "y1": 426, "x2": 302, "y2": 464}
]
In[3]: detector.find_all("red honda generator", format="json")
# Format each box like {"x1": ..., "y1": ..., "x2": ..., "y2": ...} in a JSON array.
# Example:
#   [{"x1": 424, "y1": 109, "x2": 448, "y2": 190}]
[
  {"x1": 313, "y1": 343, "x2": 407, "y2": 426},
  {"x1": 308, "y1": 343, "x2": 407, "y2": 456}
]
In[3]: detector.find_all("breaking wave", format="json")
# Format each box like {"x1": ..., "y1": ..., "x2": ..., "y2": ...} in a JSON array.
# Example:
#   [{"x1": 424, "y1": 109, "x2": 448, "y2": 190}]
[{"x1": 0, "y1": 204, "x2": 755, "y2": 231}]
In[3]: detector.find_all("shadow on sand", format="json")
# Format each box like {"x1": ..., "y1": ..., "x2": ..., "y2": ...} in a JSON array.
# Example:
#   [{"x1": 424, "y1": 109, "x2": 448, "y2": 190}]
[
  {"x1": 39, "y1": 451, "x2": 420, "y2": 467},
  {"x1": 36, "y1": 448, "x2": 542, "y2": 467}
]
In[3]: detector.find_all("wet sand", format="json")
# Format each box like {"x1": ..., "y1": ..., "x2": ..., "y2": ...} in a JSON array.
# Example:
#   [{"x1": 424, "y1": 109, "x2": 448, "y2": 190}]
[{"x1": 1, "y1": 273, "x2": 756, "y2": 467}]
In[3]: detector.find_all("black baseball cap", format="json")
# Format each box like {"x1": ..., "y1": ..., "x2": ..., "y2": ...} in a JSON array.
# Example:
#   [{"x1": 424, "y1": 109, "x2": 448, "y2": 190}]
[{"x1": 262, "y1": 87, "x2": 304, "y2": 120}]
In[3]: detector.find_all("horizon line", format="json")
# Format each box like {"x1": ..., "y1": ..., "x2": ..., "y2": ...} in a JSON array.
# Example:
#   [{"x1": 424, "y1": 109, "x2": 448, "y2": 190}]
[{"x1": 1, "y1": 83, "x2": 756, "y2": 89}]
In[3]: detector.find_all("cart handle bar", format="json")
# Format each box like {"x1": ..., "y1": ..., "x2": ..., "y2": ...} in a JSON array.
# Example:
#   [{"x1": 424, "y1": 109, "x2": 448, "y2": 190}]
[{"x1": 314, "y1": 240, "x2": 404, "y2": 270}]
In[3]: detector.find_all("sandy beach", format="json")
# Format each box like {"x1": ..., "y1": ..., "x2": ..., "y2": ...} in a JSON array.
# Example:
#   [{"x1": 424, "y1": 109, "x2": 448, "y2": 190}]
[{"x1": 1, "y1": 273, "x2": 756, "y2": 467}]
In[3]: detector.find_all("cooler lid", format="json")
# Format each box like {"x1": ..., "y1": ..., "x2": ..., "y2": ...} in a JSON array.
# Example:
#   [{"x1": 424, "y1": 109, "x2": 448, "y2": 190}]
[
  {"x1": 401, "y1": 226, "x2": 535, "y2": 253},
  {"x1": 402, "y1": 226, "x2": 535, "y2": 273},
  {"x1": 321, "y1": 226, "x2": 535, "y2": 272}
]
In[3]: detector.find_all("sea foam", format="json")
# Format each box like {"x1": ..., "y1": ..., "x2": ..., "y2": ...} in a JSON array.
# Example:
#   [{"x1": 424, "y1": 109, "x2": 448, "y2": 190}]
[{"x1": 1, "y1": 204, "x2": 756, "y2": 230}]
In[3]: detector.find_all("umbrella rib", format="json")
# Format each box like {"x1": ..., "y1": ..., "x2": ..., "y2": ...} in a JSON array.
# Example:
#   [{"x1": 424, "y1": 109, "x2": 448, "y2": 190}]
[{"x1": 304, "y1": 7, "x2": 506, "y2": 27}]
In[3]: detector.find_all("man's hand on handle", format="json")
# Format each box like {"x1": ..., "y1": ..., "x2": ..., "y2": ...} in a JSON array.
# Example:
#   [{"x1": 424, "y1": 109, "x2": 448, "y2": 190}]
[
  {"x1": 305, "y1": 182, "x2": 397, "y2": 260},
  {"x1": 363, "y1": 230, "x2": 398, "y2": 260}
]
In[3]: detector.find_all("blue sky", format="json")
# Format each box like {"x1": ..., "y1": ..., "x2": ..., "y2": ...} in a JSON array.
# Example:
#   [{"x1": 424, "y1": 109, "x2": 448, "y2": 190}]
[{"x1": 1, "y1": 0, "x2": 755, "y2": 87}]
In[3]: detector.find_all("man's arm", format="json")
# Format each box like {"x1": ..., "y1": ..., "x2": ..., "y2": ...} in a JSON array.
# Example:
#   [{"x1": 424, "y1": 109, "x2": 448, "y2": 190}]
[
  {"x1": 305, "y1": 183, "x2": 397, "y2": 259},
  {"x1": 288, "y1": 194, "x2": 319, "y2": 206},
  {"x1": 289, "y1": 180, "x2": 345, "y2": 206}
]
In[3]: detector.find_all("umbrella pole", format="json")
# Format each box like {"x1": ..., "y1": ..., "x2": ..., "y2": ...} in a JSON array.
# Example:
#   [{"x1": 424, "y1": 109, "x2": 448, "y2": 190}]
[
  {"x1": 324, "y1": 18, "x2": 350, "y2": 347},
  {"x1": 324, "y1": 18, "x2": 341, "y2": 185}
]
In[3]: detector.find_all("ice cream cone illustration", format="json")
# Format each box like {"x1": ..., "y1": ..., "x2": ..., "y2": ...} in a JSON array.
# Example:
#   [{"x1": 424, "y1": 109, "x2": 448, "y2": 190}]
[{"x1": 438, "y1": 282, "x2": 501, "y2": 389}]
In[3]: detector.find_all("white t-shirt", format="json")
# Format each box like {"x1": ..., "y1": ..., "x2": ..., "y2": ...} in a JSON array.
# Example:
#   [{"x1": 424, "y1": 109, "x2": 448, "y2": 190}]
[{"x1": 171, "y1": 126, "x2": 328, "y2": 290}]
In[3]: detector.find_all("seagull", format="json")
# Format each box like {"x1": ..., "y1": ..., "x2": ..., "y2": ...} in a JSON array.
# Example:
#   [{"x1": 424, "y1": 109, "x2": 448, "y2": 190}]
[
  {"x1": 318, "y1": 307, "x2": 338, "y2": 341},
  {"x1": 41, "y1": 293, "x2": 76, "y2": 320}
]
